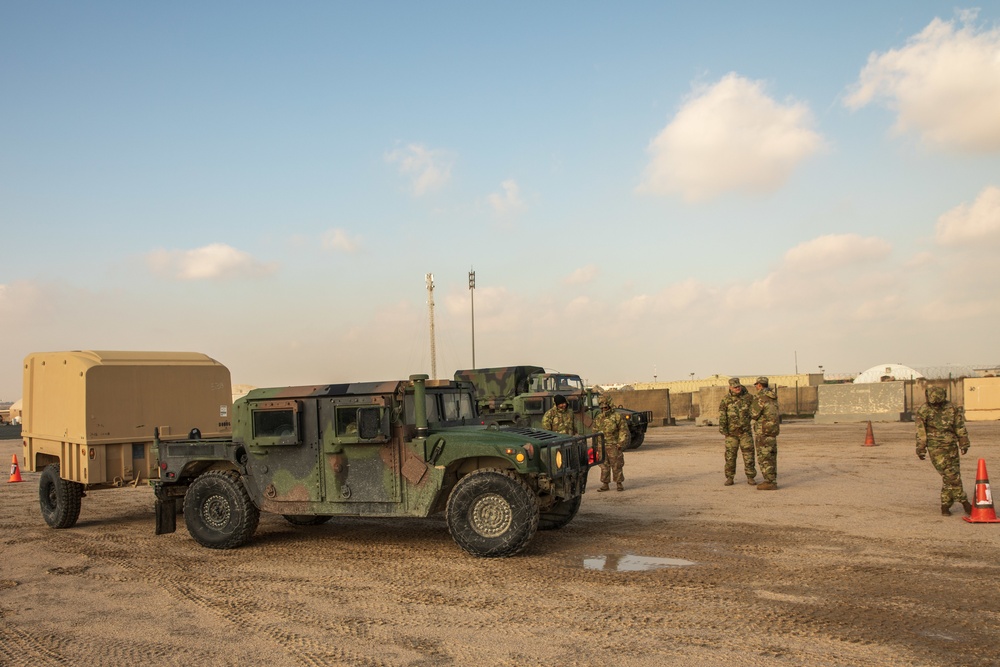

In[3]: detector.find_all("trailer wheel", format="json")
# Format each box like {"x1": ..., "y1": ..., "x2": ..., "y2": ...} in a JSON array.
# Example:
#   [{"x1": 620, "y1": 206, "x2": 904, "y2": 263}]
[
  {"x1": 39, "y1": 464, "x2": 83, "y2": 529},
  {"x1": 184, "y1": 470, "x2": 260, "y2": 549},
  {"x1": 538, "y1": 495, "x2": 582, "y2": 530},
  {"x1": 446, "y1": 469, "x2": 539, "y2": 557},
  {"x1": 282, "y1": 515, "x2": 332, "y2": 526}
]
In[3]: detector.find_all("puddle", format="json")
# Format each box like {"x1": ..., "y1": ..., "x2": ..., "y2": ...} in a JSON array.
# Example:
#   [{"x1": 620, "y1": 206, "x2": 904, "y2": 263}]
[{"x1": 583, "y1": 554, "x2": 696, "y2": 571}]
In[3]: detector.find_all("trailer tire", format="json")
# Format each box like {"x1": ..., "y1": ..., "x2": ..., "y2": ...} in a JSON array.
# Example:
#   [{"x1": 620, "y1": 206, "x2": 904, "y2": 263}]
[
  {"x1": 184, "y1": 470, "x2": 260, "y2": 549},
  {"x1": 39, "y1": 464, "x2": 83, "y2": 529},
  {"x1": 282, "y1": 515, "x2": 332, "y2": 526},
  {"x1": 446, "y1": 469, "x2": 539, "y2": 557},
  {"x1": 538, "y1": 494, "x2": 582, "y2": 530}
]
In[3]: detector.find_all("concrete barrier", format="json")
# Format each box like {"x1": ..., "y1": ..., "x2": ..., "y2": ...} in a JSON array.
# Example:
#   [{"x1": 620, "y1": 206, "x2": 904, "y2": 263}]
[{"x1": 815, "y1": 382, "x2": 907, "y2": 424}]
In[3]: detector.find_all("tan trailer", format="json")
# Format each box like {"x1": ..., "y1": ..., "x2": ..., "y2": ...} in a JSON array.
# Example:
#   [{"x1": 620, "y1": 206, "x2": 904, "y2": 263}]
[
  {"x1": 964, "y1": 377, "x2": 1000, "y2": 421},
  {"x1": 21, "y1": 350, "x2": 233, "y2": 528}
]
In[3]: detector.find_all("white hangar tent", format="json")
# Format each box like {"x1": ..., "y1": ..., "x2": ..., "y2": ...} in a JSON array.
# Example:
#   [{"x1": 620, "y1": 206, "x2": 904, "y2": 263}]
[{"x1": 853, "y1": 364, "x2": 924, "y2": 384}]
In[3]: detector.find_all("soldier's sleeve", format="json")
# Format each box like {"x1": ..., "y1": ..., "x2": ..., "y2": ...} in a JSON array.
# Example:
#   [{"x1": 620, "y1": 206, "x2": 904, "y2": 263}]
[
  {"x1": 718, "y1": 399, "x2": 729, "y2": 434},
  {"x1": 955, "y1": 406, "x2": 970, "y2": 448},
  {"x1": 542, "y1": 410, "x2": 553, "y2": 431},
  {"x1": 617, "y1": 415, "x2": 629, "y2": 447},
  {"x1": 915, "y1": 410, "x2": 927, "y2": 453},
  {"x1": 750, "y1": 398, "x2": 761, "y2": 421}
]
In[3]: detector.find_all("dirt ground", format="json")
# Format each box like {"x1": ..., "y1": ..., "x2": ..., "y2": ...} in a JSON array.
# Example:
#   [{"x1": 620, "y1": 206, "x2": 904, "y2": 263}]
[{"x1": 1, "y1": 421, "x2": 999, "y2": 667}]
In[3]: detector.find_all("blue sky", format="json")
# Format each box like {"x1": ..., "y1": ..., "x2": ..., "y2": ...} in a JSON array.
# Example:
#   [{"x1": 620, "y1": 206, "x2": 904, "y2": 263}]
[{"x1": 2, "y1": 2, "x2": 1000, "y2": 399}]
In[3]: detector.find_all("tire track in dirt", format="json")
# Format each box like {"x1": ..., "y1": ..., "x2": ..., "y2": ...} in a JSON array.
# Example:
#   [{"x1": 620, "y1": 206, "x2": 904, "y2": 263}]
[{"x1": 0, "y1": 613, "x2": 67, "y2": 666}]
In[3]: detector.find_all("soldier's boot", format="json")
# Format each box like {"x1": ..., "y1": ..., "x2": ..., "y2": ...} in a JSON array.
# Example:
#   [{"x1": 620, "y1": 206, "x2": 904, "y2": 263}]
[
  {"x1": 724, "y1": 478, "x2": 734, "y2": 486},
  {"x1": 616, "y1": 483, "x2": 624, "y2": 492},
  {"x1": 756, "y1": 482, "x2": 778, "y2": 491},
  {"x1": 597, "y1": 483, "x2": 610, "y2": 492},
  {"x1": 941, "y1": 503, "x2": 952, "y2": 516},
  {"x1": 961, "y1": 500, "x2": 973, "y2": 516},
  {"x1": 747, "y1": 478, "x2": 757, "y2": 485}
]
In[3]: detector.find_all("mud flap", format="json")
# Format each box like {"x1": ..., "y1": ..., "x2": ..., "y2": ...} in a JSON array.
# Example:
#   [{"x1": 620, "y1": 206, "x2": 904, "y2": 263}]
[{"x1": 155, "y1": 498, "x2": 177, "y2": 535}]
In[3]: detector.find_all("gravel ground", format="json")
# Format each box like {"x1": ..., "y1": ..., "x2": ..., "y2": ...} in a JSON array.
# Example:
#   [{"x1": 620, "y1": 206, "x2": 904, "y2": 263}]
[{"x1": 1, "y1": 420, "x2": 999, "y2": 666}]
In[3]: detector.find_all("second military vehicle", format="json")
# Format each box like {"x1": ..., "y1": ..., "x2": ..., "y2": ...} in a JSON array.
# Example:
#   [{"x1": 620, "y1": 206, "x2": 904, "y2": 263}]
[
  {"x1": 454, "y1": 365, "x2": 653, "y2": 448},
  {"x1": 151, "y1": 375, "x2": 603, "y2": 558}
]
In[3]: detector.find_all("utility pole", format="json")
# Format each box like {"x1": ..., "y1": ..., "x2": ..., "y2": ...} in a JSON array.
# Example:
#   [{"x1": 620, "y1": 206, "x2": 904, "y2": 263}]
[
  {"x1": 425, "y1": 273, "x2": 437, "y2": 380},
  {"x1": 468, "y1": 268, "x2": 476, "y2": 368}
]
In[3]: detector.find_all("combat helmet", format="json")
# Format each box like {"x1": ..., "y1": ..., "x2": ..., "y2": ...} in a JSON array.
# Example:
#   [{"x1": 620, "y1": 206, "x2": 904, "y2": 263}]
[{"x1": 926, "y1": 386, "x2": 947, "y2": 405}]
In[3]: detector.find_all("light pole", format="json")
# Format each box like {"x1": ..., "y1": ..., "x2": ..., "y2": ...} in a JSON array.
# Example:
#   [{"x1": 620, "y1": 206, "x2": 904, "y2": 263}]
[
  {"x1": 468, "y1": 268, "x2": 476, "y2": 368},
  {"x1": 425, "y1": 273, "x2": 436, "y2": 380}
]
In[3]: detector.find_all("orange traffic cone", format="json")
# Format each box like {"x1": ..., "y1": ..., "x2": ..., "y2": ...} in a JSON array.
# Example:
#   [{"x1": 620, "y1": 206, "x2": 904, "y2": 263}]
[
  {"x1": 8, "y1": 454, "x2": 23, "y2": 483},
  {"x1": 964, "y1": 458, "x2": 1000, "y2": 524},
  {"x1": 863, "y1": 421, "x2": 877, "y2": 447}
]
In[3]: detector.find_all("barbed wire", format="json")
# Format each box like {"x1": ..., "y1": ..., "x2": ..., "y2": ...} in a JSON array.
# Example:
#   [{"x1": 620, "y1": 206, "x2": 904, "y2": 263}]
[{"x1": 913, "y1": 365, "x2": 1000, "y2": 379}]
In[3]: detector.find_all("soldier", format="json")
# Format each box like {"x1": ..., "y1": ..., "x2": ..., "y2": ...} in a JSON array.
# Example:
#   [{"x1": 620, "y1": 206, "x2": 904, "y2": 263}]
[
  {"x1": 542, "y1": 394, "x2": 577, "y2": 435},
  {"x1": 719, "y1": 377, "x2": 756, "y2": 486},
  {"x1": 750, "y1": 377, "x2": 779, "y2": 490},
  {"x1": 915, "y1": 386, "x2": 973, "y2": 516},
  {"x1": 593, "y1": 394, "x2": 628, "y2": 491}
]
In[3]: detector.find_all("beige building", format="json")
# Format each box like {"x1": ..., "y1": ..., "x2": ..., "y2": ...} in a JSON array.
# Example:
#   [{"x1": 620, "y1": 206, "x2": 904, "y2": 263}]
[{"x1": 630, "y1": 373, "x2": 823, "y2": 393}]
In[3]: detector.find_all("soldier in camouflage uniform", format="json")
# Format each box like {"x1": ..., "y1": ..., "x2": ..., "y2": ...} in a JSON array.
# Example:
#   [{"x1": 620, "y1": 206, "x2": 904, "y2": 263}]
[
  {"x1": 750, "y1": 377, "x2": 779, "y2": 490},
  {"x1": 915, "y1": 386, "x2": 972, "y2": 516},
  {"x1": 719, "y1": 377, "x2": 757, "y2": 486},
  {"x1": 593, "y1": 394, "x2": 628, "y2": 491},
  {"x1": 542, "y1": 394, "x2": 577, "y2": 435}
]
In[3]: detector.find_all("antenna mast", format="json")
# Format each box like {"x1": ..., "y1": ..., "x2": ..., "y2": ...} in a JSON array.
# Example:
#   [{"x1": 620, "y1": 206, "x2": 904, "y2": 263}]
[
  {"x1": 468, "y1": 268, "x2": 476, "y2": 368},
  {"x1": 425, "y1": 273, "x2": 437, "y2": 380}
]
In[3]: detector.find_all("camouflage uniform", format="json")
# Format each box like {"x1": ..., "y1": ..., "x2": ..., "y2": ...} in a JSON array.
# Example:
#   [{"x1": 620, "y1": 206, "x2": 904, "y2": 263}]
[
  {"x1": 542, "y1": 396, "x2": 577, "y2": 435},
  {"x1": 719, "y1": 378, "x2": 756, "y2": 485},
  {"x1": 915, "y1": 387, "x2": 971, "y2": 515},
  {"x1": 593, "y1": 396, "x2": 628, "y2": 490},
  {"x1": 750, "y1": 377, "x2": 779, "y2": 489}
]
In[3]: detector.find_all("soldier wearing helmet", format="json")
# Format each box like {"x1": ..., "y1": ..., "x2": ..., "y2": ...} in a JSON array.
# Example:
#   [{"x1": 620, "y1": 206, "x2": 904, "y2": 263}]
[
  {"x1": 750, "y1": 377, "x2": 780, "y2": 490},
  {"x1": 915, "y1": 386, "x2": 972, "y2": 516},
  {"x1": 719, "y1": 377, "x2": 756, "y2": 486},
  {"x1": 593, "y1": 394, "x2": 628, "y2": 491}
]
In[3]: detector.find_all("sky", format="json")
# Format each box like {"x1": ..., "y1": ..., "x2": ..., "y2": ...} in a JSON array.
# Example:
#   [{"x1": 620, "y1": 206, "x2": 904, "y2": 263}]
[{"x1": 2, "y1": 1, "x2": 1000, "y2": 400}]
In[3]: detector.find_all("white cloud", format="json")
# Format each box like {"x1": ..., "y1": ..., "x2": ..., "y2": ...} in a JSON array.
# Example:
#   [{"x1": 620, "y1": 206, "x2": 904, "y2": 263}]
[
  {"x1": 935, "y1": 185, "x2": 1000, "y2": 245},
  {"x1": 620, "y1": 278, "x2": 716, "y2": 321},
  {"x1": 322, "y1": 228, "x2": 363, "y2": 253},
  {"x1": 146, "y1": 243, "x2": 277, "y2": 281},
  {"x1": 385, "y1": 143, "x2": 453, "y2": 195},
  {"x1": 845, "y1": 11, "x2": 1000, "y2": 153},
  {"x1": 637, "y1": 73, "x2": 825, "y2": 202},
  {"x1": 486, "y1": 179, "x2": 525, "y2": 214},
  {"x1": 904, "y1": 251, "x2": 936, "y2": 269},
  {"x1": 563, "y1": 264, "x2": 599, "y2": 286},
  {"x1": 782, "y1": 234, "x2": 892, "y2": 272},
  {"x1": 565, "y1": 295, "x2": 592, "y2": 316}
]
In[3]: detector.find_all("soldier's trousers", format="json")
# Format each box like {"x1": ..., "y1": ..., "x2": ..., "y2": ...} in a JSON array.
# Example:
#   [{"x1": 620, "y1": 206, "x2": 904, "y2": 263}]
[
  {"x1": 927, "y1": 444, "x2": 967, "y2": 505},
  {"x1": 724, "y1": 433, "x2": 756, "y2": 480},
  {"x1": 755, "y1": 435, "x2": 777, "y2": 483},
  {"x1": 600, "y1": 444, "x2": 624, "y2": 484}
]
